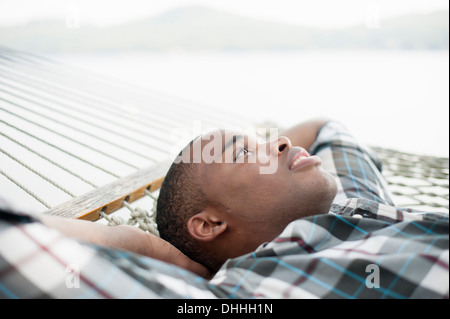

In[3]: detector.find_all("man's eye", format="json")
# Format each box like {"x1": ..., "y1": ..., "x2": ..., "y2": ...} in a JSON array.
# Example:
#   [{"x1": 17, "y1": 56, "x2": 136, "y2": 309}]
[{"x1": 235, "y1": 147, "x2": 250, "y2": 160}]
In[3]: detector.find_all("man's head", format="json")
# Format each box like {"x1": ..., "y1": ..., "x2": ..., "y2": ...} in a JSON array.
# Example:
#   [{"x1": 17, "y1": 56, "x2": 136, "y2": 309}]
[{"x1": 156, "y1": 129, "x2": 337, "y2": 272}]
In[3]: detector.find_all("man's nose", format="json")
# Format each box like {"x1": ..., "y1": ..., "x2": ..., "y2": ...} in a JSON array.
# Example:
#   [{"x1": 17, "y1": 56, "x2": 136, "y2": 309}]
[{"x1": 272, "y1": 136, "x2": 292, "y2": 156}]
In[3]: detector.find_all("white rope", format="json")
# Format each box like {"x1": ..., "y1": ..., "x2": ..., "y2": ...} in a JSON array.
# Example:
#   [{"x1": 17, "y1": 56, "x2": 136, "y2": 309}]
[
  {"x1": 123, "y1": 201, "x2": 159, "y2": 236},
  {"x1": 0, "y1": 118, "x2": 120, "y2": 178},
  {"x1": 100, "y1": 194, "x2": 159, "y2": 236},
  {"x1": 0, "y1": 83, "x2": 158, "y2": 162},
  {"x1": 0, "y1": 131, "x2": 98, "y2": 188},
  {"x1": 99, "y1": 211, "x2": 126, "y2": 226},
  {"x1": 0, "y1": 147, "x2": 76, "y2": 198},
  {"x1": 145, "y1": 189, "x2": 158, "y2": 216},
  {"x1": 0, "y1": 102, "x2": 139, "y2": 170},
  {"x1": 0, "y1": 168, "x2": 51, "y2": 208}
]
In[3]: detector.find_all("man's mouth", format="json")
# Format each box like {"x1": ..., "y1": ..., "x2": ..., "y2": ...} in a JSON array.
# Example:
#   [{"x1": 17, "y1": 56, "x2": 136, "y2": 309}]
[{"x1": 288, "y1": 147, "x2": 322, "y2": 171}]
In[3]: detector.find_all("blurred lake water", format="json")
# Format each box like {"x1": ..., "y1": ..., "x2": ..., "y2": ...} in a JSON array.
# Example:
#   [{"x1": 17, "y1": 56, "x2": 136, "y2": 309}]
[{"x1": 52, "y1": 50, "x2": 449, "y2": 157}]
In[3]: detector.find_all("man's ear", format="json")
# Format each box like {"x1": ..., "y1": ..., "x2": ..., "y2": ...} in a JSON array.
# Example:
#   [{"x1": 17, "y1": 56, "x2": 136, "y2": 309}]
[{"x1": 187, "y1": 211, "x2": 227, "y2": 242}]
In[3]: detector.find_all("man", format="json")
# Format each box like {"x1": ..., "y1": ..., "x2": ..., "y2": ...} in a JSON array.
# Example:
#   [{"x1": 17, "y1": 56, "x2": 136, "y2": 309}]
[
  {"x1": 1, "y1": 118, "x2": 448, "y2": 298},
  {"x1": 155, "y1": 118, "x2": 339, "y2": 273}
]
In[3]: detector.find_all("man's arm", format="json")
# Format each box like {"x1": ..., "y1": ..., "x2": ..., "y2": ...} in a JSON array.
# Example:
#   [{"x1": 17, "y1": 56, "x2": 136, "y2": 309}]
[
  {"x1": 280, "y1": 118, "x2": 330, "y2": 151},
  {"x1": 39, "y1": 214, "x2": 211, "y2": 279}
]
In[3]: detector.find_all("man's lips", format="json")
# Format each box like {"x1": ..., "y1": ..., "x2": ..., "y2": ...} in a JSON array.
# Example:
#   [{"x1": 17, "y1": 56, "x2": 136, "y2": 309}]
[{"x1": 288, "y1": 147, "x2": 322, "y2": 170}]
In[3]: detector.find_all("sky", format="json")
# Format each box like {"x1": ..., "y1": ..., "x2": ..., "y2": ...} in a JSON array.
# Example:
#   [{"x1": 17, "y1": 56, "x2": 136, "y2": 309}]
[{"x1": 0, "y1": 0, "x2": 448, "y2": 28}]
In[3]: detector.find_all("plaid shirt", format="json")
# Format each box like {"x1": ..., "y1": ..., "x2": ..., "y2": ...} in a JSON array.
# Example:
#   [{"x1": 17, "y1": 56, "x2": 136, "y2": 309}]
[{"x1": 0, "y1": 121, "x2": 448, "y2": 299}]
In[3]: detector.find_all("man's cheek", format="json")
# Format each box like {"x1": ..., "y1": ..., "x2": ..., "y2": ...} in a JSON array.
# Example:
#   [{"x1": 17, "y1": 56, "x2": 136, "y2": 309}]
[{"x1": 259, "y1": 158, "x2": 278, "y2": 175}]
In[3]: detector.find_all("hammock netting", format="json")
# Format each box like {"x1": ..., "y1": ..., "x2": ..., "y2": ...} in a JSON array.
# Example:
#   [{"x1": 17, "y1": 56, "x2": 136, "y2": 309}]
[{"x1": 371, "y1": 146, "x2": 448, "y2": 213}]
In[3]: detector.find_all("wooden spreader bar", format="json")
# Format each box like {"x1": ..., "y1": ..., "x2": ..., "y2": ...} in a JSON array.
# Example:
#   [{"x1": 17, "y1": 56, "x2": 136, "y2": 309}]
[{"x1": 44, "y1": 160, "x2": 171, "y2": 221}]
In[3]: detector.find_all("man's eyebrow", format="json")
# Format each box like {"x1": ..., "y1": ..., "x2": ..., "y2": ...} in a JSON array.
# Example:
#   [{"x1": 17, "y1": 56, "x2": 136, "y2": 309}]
[
  {"x1": 256, "y1": 132, "x2": 267, "y2": 142},
  {"x1": 222, "y1": 135, "x2": 245, "y2": 154}
]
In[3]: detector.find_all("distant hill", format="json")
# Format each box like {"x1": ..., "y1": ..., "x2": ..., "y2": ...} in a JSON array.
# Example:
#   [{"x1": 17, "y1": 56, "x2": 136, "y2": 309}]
[{"x1": 0, "y1": 6, "x2": 448, "y2": 52}]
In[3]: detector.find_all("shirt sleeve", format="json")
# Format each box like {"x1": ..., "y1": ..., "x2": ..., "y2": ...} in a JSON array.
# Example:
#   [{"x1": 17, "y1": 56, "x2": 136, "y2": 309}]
[
  {"x1": 0, "y1": 209, "x2": 217, "y2": 299},
  {"x1": 309, "y1": 121, "x2": 395, "y2": 206}
]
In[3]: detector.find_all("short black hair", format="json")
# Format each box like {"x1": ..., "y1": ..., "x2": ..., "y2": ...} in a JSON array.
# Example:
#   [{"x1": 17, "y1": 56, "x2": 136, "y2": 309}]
[{"x1": 156, "y1": 142, "x2": 213, "y2": 269}]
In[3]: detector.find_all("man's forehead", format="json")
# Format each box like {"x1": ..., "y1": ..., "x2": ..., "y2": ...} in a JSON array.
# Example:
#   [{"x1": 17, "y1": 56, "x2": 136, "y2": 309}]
[
  {"x1": 192, "y1": 129, "x2": 246, "y2": 149},
  {"x1": 200, "y1": 128, "x2": 266, "y2": 142},
  {"x1": 176, "y1": 129, "x2": 264, "y2": 163}
]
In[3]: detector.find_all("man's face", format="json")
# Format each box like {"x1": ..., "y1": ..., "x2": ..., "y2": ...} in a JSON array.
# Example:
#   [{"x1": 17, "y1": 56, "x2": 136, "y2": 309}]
[{"x1": 181, "y1": 129, "x2": 337, "y2": 249}]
